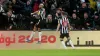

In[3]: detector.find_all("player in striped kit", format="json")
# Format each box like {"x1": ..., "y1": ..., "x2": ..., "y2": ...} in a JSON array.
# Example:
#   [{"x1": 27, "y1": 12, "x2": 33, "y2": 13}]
[
  {"x1": 26, "y1": 3, "x2": 45, "y2": 44},
  {"x1": 56, "y1": 11, "x2": 75, "y2": 49}
]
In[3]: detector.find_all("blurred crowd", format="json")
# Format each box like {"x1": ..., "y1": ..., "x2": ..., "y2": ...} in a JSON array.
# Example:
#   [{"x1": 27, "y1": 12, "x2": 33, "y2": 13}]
[{"x1": 0, "y1": 0, "x2": 100, "y2": 30}]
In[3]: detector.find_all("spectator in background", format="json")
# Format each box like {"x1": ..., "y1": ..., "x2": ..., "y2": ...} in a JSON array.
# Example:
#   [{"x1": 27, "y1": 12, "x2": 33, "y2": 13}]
[
  {"x1": 80, "y1": 0, "x2": 89, "y2": 3},
  {"x1": 20, "y1": 0, "x2": 27, "y2": 3},
  {"x1": 11, "y1": 0, "x2": 22, "y2": 14},
  {"x1": 89, "y1": 0, "x2": 97, "y2": 11},
  {"x1": 18, "y1": 0, "x2": 32, "y2": 16},
  {"x1": 87, "y1": 0, "x2": 97, "y2": 17},
  {"x1": 69, "y1": 0, "x2": 77, "y2": 15},
  {"x1": 0, "y1": 2, "x2": 5, "y2": 13},
  {"x1": 0, "y1": 0, "x2": 9, "y2": 12},
  {"x1": 7, "y1": 2, "x2": 13, "y2": 10},
  {"x1": 79, "y1": 2, "x2": 90, "y2": 18},
  {"x1": 97, "y1": 0, "x2": 100, "y2": 13},
  {"x1": 61, "y1": 0, "x2": 70, "y2": 14},
  {"x1": 44, "y1": 0, "x2": 54, "y2": 15},
  {"x1": 0, "y1": 2, "x2": 6, "y2": 30},
  {"x1": 92, "y1": 13, "x2": 100, "y2": 30},
  {"x1": 70, "y1": 13, "x2": 81, "y2": 30},
  {"x1": 0, "y1": 0, "x2": 100, "y2": 30},
  {"x1": 50, "y1": 0, "x2": 57, "y2": 18},
  {"x1": 0, "y1": 10, "x2": 16, "y2": 30},
  {"x1": 17, "y1": 0, "x2": 33, "y2": 30},
  {"x1": 81, "y1": 12, "x2": 92, "y2": 30},
  {"x1": 32, "y1": 0, "x2": 43, "y2": 12},
  {"x1": 46, "y1": 14, "x2": 53, "y2": 29},
  {"x1": 80, "y1": 0, "x2": 85, "y2": 3},
  {"x1": 6, "y1": 10, "x2": 14, "y2": 30}
]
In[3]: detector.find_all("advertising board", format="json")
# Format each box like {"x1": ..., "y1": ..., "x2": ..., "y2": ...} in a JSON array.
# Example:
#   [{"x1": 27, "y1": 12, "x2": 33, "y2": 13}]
[{"x1": 0, "y1": 31, "x2": 100, "y2": 49}]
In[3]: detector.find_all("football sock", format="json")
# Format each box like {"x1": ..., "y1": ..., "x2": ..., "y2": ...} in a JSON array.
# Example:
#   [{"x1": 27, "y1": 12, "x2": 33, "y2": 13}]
[
  {"x1": 29, "y1": 31, "x2": 35, "y2": 40},
  {"x1": 69, "y1": 40, "x2": 75, "y2": 49},
  {"x1": 61, "y1": 41, "x2": 67, "y2": 49},
  {"x1": 39, "y1": 32, "x2": 42, "y2": 42}
]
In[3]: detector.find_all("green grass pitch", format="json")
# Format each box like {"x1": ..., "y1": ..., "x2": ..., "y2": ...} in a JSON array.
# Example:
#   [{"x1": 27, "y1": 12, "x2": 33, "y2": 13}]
[{"x1": 0, "y1": 49, "x2": 100, "y2": 56}]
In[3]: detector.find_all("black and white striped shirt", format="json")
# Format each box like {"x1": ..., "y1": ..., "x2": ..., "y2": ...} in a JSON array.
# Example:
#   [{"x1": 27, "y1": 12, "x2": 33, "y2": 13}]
[
  {"x1": 38, "y1": 8, "x2": 45, "y2": 20},
  {"x1": 58, "y1": 16, "x2": 69, "y2": 34}
]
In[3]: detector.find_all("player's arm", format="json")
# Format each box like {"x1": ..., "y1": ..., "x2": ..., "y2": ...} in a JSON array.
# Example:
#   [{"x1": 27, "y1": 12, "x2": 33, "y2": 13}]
[
  {"x1": 67, "y1": 22, "x2": 71, "y2": 32},
  {"x1": 56, "y1": 20, "x2": 60, "y2": 31},
  {"x1": 67, "y1": 19, "x2": 71, "y2": 32},
  {"x1": 31, "y1": 11, "x2": 39, "y2": 15}
]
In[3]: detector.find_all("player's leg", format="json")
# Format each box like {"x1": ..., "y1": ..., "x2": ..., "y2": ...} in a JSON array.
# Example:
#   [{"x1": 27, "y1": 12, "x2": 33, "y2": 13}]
[
  {"x1": 60, "y1": 34, "x2": 67, "y2": 49},
  {"x1": 29, "y1": 26, "x2": 36, "y2": 40},
  {"x1": 66, "y1": 33, "x2": 75, "y2": 49},
  {"x1": 26, "y1": 25, "x2": 36, "y2": 42},
  {"x1": 37, "y1": 27, "x2": 42, "y2": 44}
]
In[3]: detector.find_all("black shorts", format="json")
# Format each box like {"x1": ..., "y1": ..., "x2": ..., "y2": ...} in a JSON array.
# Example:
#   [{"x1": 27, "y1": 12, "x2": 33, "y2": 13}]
[
  {"x1": 33, "y1": 20, "x2": 41, "y2": 28},
  {"x1": 60, "y1": 33, "x2": 69, "y2": 39},
  {"x1": 31, "y1": 17, "x2": 41, "y2": 28}
]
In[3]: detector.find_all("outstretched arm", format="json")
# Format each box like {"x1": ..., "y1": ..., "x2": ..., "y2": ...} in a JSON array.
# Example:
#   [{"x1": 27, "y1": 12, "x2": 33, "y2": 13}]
[{"x1": 31, "y1": 11, "x2": 39, "y2": 15}]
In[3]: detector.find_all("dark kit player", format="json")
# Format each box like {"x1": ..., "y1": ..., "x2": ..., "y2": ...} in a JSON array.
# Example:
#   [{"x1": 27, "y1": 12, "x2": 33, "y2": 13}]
[
  {"x1": 26, "y1": 3, "x2": 45, "y2": 44},
  {"x1": 56, "y1": 10, "x2": 75, "y2": 49}
]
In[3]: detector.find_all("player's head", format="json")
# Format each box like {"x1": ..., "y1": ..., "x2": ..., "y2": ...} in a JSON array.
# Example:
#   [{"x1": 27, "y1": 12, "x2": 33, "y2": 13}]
[
  {"x1": 56, "y1": 7, "x2": 62, "y2": 14},
  {"x1": 39, "y1": 3, "x2": 44, "y2": 9}
]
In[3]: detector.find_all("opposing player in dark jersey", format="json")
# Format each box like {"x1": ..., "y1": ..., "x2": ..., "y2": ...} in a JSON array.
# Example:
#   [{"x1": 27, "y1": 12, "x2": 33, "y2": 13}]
[
  {"x1": 56, "y1": 10, "x2": 75, "y2": 49},
  {"x1": 26, "y1": 3, "x2": 45, "y2": 44}
]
